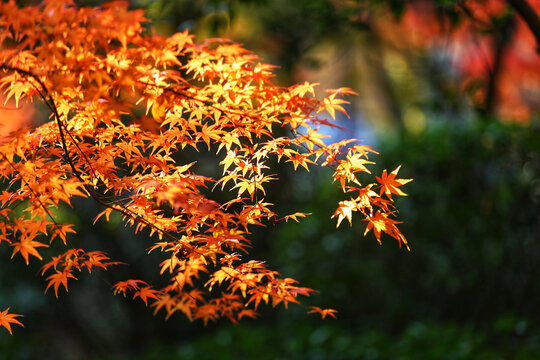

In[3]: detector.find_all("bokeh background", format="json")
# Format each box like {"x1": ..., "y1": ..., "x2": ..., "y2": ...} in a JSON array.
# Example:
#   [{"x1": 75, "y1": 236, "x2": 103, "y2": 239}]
[{"x1": 1, "y1": 0, "x2": 540, "y2": 359}]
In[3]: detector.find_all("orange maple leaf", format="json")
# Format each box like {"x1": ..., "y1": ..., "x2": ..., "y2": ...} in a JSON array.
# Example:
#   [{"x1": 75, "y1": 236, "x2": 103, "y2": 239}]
[
  {"x1": 237, "y1": 308, "x2": 258, "y2": 320},
  {"x1": 308, "y1": 306, "x2": 338, "y2": 319},
  {"x1": 83, "y1": 251, "x2": 124, "y2": 273},
  {"x1": 45, "y1": 270, "x2": 77, "y2": 298},
  {"x1": 283, "y1": 212, "x2": 311, "y2": 223},
  {"x1": 133, "y1": 286, "x2": 161, "y2": 306},
  {"x1": 332, "y1": 200, "x2": 357, "y2": 227},
  {"x1": 0, "y1": 308, "x2": 23, "y2": 335},
  {"x1": 290, "y1": 81, "x2": 319, "y2": 97},
  {"x1": 376, "y1": 165, "x2": 412, "y2": 199},
  {"x1": 113, "y1": 279, "x2": 147, "y2": 296},
  {"x1": 11, "y1": 237, "x2": 48, "y2": 265},
  {"x1": 363, "y1": 211, "x2": 405, "y2": 247}
]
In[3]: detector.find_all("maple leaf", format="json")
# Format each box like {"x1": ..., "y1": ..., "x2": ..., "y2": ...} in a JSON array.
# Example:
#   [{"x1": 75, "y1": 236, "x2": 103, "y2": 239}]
[
  {"x1": 151, "y1": 293, "x2": 177, "y2": 317},
  {"x1": 363, "y1": 211, "x2": 407, "y2": 249},
  {"x1": 376, "y1": 165, "x2": 413, "y2": 199},
  {"x1": 318, "y1": 93, "x2": 349, "y2": 120},
  {"x1": 133, "y1": 286, "x2": 161, "y2": 306},
  {"x1": 113, "y1": 279, "x2": 148, "y2": 296},
  {"x1": 45, "y1": 270, "x2": 77, "y2": 298},
  {"x1": 159, "y1": 255, "x2": 183, "y2": 274},
  {"x1": 194, "y1": 304, "x2": 218, "y2": 325},
  {"x1": 11, "y1": 237, "x2": 48, "y2": 265},
  {"x1": 40, "y1": 255, "x2": 64, "y2": 275},
  {"x1": 347, "y1": 153, "x2": 374, "y2": 173},
  {"x1": 283, "y1": 212, "x2": 311, "y2": 223},
  {"x1": 236, "y1": 308, "x2": 258, "y2": 320},
  {"x1": 290, "y1": 81, "x2": 319, "y2": 97},
  {"x1": 172, "y1": 298, "x2": 195, "y2": 321},
  {"x1": 308, "y1": 306, "x2": 338, "y2": 319},
  {"x1": 332, "y1": 200, "x2": 357, "y2": 227},
  {"x1": 303, "y1": 128, "x2": 328, "y2": 150},
  {"x1": 83, "y1": 251, "x2": 123, "y2": 273},
  {"x1": 0, "y1": 308, "x2": 23, "y2": 335}
]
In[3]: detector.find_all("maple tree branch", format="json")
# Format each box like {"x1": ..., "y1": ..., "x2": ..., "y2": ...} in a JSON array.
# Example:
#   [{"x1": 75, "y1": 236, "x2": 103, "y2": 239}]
[
  {"x1": 0, "y1": 65, "x2": 199, "y2": 256},
  {"x1": 0, "y1": 64, "x2": 83, "y2": 175},
  {"x1": 137, "y1": 80, "x2": 264, "y2": 123},
  {"x1": 0, "y1": 0, "x2": 411, "y2": 327},
  {"x1": 506, "y1": 0, "x2": 540, "y2": 54},
  {"x1": 486, "y1": 16, "x2": 515, "y2": 114}
]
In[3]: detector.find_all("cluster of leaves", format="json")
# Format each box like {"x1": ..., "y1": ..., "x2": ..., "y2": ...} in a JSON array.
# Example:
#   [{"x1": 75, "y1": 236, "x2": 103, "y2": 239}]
[{"x1": 0, "y1": 0, "x2": 410, "y2": 333}]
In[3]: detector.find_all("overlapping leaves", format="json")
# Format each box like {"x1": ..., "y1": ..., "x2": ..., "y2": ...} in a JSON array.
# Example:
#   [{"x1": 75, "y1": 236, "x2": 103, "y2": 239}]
[{"x1": 0, "y1": 0, "x2": 410, "y2": 332}]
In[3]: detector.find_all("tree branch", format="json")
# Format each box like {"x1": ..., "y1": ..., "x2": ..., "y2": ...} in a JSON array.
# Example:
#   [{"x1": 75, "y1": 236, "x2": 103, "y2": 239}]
[
  {"x1": 486, "y1": 16, "x2": 515, "y2": 114},
  {"x1": 506, "y1": 0, "x2": 540, "y2": 54},
  {"x1": 0, "y1": 64, "x2": 197, "y2": 256}
]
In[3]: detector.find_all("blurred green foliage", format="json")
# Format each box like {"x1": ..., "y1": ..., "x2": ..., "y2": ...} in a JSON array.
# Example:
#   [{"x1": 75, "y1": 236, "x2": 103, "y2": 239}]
[
  {"x1": 119, "y1": 319, "x2": 538, "y2": 360},
  {"x1": 266, "y1": 118, "x2": 539, "y2": 322}
]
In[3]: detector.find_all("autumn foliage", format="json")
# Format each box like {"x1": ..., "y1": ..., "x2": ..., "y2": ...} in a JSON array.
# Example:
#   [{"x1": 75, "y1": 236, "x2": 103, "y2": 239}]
[
  {"x1": 0, "y1": 0, "x2": 410, "y2": 333},
  {"x1": 375, "y1": 0, "x2": 540, "y2": 121}
]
